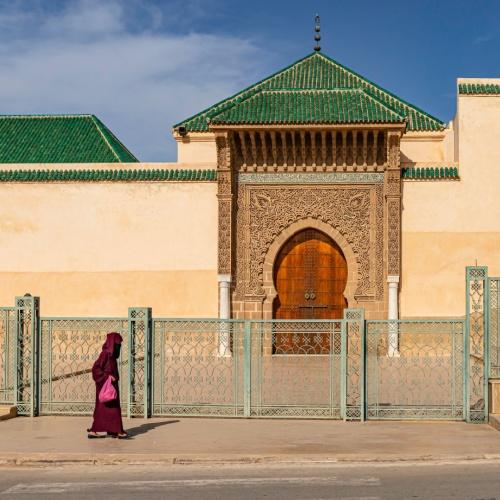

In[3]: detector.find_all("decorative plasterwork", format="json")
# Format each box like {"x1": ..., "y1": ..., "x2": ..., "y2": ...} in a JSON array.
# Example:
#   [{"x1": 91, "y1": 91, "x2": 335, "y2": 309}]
[
  {"x1": 387, "y1": 198, "x2": 401, "y2": 276},
  {"x1": 234, "y1": 184, "x2": 384, "y2": 301},
  {"x1": 216, "y1": 134, "x2": 233, "y2": 275},
  {"x1": 238, "y1": 172, "x2": 385, "y2": 184},
  {"x1": 384, "y1": 131, "x2": 402, "y2": 277}
]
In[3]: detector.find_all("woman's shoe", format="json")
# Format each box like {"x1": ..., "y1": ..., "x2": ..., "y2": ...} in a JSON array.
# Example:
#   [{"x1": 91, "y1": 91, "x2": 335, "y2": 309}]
[
  {"x1": 117, "y1": 432, "x2": 130, "y2": 439},
  {"x1": 87, "y1": 431, "x2": 105, "y2": 439}
]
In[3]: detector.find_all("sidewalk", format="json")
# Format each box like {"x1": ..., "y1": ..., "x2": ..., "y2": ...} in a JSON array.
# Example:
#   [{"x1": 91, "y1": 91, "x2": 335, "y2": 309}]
[{"x1": 1, "y1": 416, "x2": 500, "y2": 466}]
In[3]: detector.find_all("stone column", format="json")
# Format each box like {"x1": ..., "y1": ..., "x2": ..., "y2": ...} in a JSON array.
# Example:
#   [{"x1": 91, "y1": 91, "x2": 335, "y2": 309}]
[
  {"x1": 387, "y1": 275, "x2": 400, "y2": 356},
  {"x1": 218, "y1": 274, "x2": 231, "y2": 319},
  {"x1": 218, "y1": 274, "x2": 231, "y2": 356}
]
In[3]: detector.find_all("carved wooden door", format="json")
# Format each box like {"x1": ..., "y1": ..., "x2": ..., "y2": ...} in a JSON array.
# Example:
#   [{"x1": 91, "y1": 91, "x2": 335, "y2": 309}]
[{"x1": 273, "y1": 229, "x2": 347, "y2": 353}]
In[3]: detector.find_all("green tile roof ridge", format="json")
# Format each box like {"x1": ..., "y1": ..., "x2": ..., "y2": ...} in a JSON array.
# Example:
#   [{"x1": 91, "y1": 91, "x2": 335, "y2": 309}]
[
  {"x1": 0, "y1": 114, "x2": 138, "y2": 163},
  {"x1": 0, "y1": 168, "x2": 217, "y2": 182},
  {"x1": 175, "y1": 52, "x2": 445, "y2": 132},
  {"x1": 211, "y1": 88, "x2": 406, "y2": 125},
  {"x1": 402, "y1": 166, "x2": 459, "y2": 180},
  {"x1": 458, "y1": 83, "x2": 500, "y2": 95},
  {"x1": 90, "y1": 116, "x2": 138, "y2": 163}
]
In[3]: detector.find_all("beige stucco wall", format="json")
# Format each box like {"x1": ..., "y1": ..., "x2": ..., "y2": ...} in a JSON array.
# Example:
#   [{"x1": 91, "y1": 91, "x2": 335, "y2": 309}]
[
  {"x1": 175, "y1": 133, "x2": 217, "y2": 166},
  {"x1": 401, "y1": 81, "x2": 500, "y2": 317},
  {"x1": 0, "y1": 179, "x2": 218, "y2": 317},
  {"x1": 400, "y1": 130, "x2": 453, "y2": 164}
]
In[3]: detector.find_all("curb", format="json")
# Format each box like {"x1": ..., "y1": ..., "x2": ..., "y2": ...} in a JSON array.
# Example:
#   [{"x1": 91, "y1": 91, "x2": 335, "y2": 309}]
[{"x1": 2, "y1": 453, "x2": 500, "y2": 467}]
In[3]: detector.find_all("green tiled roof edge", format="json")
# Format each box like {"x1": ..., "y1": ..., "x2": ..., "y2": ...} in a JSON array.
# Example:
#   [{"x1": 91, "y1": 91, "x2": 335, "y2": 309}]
[
  {"x1": 458, "y1": 83, "x2": 500, "y2": 95},
  {"x1": 174, "y1": 52, "x2": 445, "y2": 132},
  {"x1": 210, "y1": 88, "x2": 407, "y2": 125},
  {"x1": 90, "y1": 116, "x2": 139, "y2": 162},
  {"x1": 318, "y1": 53, "x2": 444, "y2": 131},
  {"x1": 402, "y1": 166, "x2": 459, "y2": 180},
  {"x1": 0, "y1": 114, "x2": 139, "y2": 163},
  {"x1": 173, "y1": 52, "x2": 316, "y2": 130},
  {"x1": 0, "y1": 169, "x2": 217, "y2": 182}
]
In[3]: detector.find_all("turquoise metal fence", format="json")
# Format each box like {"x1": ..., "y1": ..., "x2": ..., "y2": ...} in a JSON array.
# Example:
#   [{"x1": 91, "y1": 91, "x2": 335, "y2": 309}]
[
  {"x1": 466, "y1": 266, "x2": 489, "y2": 422},
  {"x1": 342, "y1": 309, "x2": 365, "y2": 420},
  {"x1": 151, "y1": 314, "x2": 365, "y2": 420},
  {"x1": 39, "y1": 317, "x2": 129, "y2": 415},
  {"x1": 365, "y1": 319, "x2": 465, "y2": 420},
  {"x1": 152, "y1": 319, "x2": 245, "y2": 417},
  {"x1": 128, "y1": 308, "x2": 152, "y2": 418},
  {"x1": 489, "y1": 277, "x2": 500, "y2": 379},
  {"x1": 1, "y1": 270, "x2": 498, "y2": 421},
  {"x1": 15, "y1": 296, "x2": 39, "y2": 416},
  {"x1": 248, "y1": 319, "x2": 343, "y2": 418},
  {"x1": 0, "y1": 307, "x2": 15, "y2": 406}
]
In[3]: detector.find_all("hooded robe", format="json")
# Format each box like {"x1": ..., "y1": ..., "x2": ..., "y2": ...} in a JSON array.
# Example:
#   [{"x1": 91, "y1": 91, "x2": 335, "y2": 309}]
[{"x1": 89, "y1": 332, "x2": 124, "y2": 434}]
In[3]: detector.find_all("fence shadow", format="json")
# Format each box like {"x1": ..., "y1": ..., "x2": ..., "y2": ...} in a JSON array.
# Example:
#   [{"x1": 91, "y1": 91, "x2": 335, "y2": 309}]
[{"x1": 126, "y1": 419, "x2": 179, "y2": 437}]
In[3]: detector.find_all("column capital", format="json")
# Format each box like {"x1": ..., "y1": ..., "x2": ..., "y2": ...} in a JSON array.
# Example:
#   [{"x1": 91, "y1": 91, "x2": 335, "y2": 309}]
[
  {"x1": 387, "y1": 275, "x2": 400, "y2": 284},
  {"x1": 218, "y1": 274, "x2": 232, "y2": 283}
]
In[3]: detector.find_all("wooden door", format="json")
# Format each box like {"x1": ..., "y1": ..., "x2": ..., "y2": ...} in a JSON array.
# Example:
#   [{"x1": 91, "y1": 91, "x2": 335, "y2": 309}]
[{"x1": 273, "y1": 229, "x2": 348, "y2": 353}]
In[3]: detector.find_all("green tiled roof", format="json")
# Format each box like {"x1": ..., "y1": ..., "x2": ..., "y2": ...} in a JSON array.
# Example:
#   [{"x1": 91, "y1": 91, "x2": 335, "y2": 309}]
[
  {"x1": 458, "y1": 83, "x2": 500, "y2": 95},
  {"x1": 175, "y1": 52, "x2": 444, "y2": 132},
  {"x1": 0, "y1": 115, "x2": 138, "y2": 163},
  {"x1": 0, "y1": 168, "x2": 216, "y2": 182},
  {"x1": 402, "y1": 166, "x2": 459, "y2": 180},
  {"x1": 211, "y1": 89, "x2": 406, "y2": 125}
]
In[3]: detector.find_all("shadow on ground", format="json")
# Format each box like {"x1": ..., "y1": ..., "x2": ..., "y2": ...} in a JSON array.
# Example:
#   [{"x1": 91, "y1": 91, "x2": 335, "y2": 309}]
[{"x1": 126, "y1": 419, "x2": 179, "y2": 437}]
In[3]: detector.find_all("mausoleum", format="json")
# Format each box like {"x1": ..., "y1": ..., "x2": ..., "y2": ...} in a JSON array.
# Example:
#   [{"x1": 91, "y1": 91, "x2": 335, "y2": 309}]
[{"x1": 0, "y1": 51, "x2": 499, "y2": 322}]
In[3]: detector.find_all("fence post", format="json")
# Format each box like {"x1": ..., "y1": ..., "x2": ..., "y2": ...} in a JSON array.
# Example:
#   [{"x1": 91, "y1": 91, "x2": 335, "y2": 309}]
[
  {"x1": 465, "y1": 266, "x2": 489, "y2": 423},
  {"x1": 243, "y1": 321, "x2": 251, "y2": 418},
  {"x1": 128, "y1": 307, "x2": 152, "y2": 419},
  {"x1": 14, "y1": 294, "x2": 40, "y2": 417},
  {"x1": 342, "y1": 308, "x2": 365, "y2": 421}
]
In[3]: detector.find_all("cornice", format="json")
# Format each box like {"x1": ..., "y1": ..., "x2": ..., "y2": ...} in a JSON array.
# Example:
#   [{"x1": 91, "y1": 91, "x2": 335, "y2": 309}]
[{"x1": 0, "y1": 168, "x2": 217, "y2": 182}]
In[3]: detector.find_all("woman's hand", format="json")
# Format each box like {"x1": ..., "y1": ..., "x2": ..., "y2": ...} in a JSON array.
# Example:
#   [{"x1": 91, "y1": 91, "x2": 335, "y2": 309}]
[{"x1": 110, "y1": 375, "x2": 117, "y2": 382}]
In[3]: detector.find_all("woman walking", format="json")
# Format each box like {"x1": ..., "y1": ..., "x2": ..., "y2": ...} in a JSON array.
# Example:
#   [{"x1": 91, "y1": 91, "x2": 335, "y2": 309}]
[{"x1": 87, "y1": 332, "x2": 128, "y2": 439}]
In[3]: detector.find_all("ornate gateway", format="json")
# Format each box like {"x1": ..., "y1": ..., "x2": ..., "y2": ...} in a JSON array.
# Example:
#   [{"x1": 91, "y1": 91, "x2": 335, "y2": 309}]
[{"x1": 175, "y1": 51, "x2": 444, "y2": 321}]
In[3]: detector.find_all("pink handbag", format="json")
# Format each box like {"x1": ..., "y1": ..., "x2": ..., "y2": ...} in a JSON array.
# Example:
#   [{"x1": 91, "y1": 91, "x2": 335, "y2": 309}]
[{"x1": 99, "y1": 376, "x2": 117, "y2": 403}]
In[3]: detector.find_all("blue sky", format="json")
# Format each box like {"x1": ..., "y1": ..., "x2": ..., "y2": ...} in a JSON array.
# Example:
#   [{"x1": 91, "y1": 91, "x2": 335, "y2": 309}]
[{"x1": 0, "y1": 0, "x2": 498, "y2": 161}]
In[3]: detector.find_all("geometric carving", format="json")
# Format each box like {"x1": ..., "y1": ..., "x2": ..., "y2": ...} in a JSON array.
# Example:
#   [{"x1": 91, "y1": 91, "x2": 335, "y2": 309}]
[
  {"x1": 234, "y1": 183, "x2": 385, "y2": 301},
  {"x1": 384, "y1": 131, "x2": 402, "y2": 277},
  {"x1": 238, "y1": 172, "x2": 385, "y2": 184},
  {"x1": 387, "y1": 131, "x2": 401, "y2": 169},
  {"x1": 218, "y1": 198, "x2": 232, "y2": 274},
  {"x1": 216, "y1": 133, "x2": 233, "y2": 275},
  {"x1": 387, "y1": 198, "x2": 401, "y2": 276}
]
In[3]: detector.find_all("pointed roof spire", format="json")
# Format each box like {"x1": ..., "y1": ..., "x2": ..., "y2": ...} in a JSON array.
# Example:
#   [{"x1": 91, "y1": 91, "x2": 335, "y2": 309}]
[{"x1": 314, "y1": 14, "x2": 321, "y2": 52}]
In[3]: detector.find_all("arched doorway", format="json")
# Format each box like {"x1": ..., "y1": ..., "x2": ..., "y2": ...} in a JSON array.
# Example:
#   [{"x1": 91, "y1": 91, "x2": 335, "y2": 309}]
[{"x1": 273, "y1": 228, "x2": 348, "y2": 352}]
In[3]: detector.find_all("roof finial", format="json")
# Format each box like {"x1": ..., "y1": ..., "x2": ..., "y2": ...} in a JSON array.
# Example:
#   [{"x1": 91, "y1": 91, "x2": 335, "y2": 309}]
[{"x1": 314, "y1": 14, "x2": 321, "y2": 52}]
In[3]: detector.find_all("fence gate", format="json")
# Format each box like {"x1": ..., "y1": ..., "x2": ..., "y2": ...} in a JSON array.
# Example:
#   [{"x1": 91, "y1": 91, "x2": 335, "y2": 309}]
[
  {"x1": 366, "y1": 319, "x2": 465, "y2": 420},
  {"x1": 40, "y1": 317, "x2": 129, "y2": 415},
  {"x1": 489, "y1": 277, "x2": 500, "y2": 379},
  {"x1": 151, "y1": 311, "x2": 364, "y2": 420},
  {"x1": 249, "y1": 320, "x2": 342, "y2": 418}
]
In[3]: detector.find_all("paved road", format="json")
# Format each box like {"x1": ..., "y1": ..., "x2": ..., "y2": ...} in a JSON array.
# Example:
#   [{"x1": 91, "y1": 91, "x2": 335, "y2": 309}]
[{"x1": 0, "y1": 462, "x2": 500, "y2": 499}]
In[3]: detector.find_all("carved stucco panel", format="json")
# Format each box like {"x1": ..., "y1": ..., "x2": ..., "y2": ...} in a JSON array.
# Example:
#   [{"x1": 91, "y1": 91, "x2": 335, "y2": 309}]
[
  {"x1": 234, "y1": 184, "x2": 384, "y2": 300},
  {"x1": 387, "y1": 197, "x2": 401, "y2": 276}
]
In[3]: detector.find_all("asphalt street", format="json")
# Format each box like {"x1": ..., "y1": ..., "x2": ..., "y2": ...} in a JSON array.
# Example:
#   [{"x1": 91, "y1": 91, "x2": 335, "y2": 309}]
[{"x1": 0, "y1": 462, "x2": 500, "y2": 500}]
